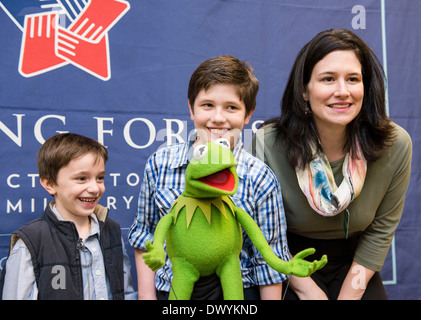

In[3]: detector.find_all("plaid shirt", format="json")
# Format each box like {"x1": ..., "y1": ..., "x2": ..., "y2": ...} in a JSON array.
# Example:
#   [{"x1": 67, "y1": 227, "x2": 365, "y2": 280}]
[{"x1": 128, "y1": 135, "x2": 290, "y2": 292}]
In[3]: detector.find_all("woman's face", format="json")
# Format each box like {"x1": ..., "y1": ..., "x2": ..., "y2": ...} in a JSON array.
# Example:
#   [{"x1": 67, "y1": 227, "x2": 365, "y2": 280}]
[{"x1": 304, "y1": 50, "x2": 364, "y2": 133}]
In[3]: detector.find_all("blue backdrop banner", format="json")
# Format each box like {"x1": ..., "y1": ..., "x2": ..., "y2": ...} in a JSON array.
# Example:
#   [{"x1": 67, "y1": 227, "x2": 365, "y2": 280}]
[{"x1": 0, "y1": 0, "x2": 419, "y2": 299}]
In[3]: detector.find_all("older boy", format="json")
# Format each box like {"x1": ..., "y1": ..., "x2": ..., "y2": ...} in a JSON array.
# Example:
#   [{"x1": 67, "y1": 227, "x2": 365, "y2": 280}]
[
  {"x1": 0, "y1": 133, "x2": 136, "y2": 300},
  {"x1": 128, "y1": 55, "x2": 290, "y2": 300}
]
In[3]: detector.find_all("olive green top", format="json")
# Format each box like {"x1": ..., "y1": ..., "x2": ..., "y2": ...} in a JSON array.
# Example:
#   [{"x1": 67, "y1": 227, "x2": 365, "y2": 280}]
[{"x1": 251, "y1": 122, "x2": 412, "y2": 271}]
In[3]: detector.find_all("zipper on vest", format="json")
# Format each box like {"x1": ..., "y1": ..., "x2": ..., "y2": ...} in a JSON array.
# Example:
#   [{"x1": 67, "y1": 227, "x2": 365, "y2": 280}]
[{"x1": 74, "y1": 238, "x2": 84, "y2": 299}]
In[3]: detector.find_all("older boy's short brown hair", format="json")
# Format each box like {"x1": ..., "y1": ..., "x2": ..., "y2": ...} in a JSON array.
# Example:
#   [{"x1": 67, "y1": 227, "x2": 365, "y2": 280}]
[
  {"x1": 187, "y1": 55, "x2": 259, "y2": 116},
  {"x1": 37, "y1": 133, "x2": 108, "y2": 184}
]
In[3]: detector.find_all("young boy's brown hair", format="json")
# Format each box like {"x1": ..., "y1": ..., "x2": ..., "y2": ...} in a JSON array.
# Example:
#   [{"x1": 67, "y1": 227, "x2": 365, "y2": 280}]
[{"x1": 37, "y1": 133, "x2": 108, "y2": 185}]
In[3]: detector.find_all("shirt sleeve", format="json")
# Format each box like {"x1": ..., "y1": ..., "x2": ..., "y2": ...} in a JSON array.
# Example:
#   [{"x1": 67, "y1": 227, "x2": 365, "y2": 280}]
[
  {"x1": 127, "y1": 155, "x2": 158, "y2": 250},
  {"x1": 354, "y1": 126, "x2": 413, "y2": 271},
  {"x1": 2, "y1": 239, "x2": 38, "y2": 300},
  {"x1": 254, "y1": 169, "x2": 291, "y2": 284},
  {"x1": 121, "y1": 239, "x2": 138, "y2": 300},
  {"x1": 236, "y1": 155, "x2": 291, "y2": 285}
]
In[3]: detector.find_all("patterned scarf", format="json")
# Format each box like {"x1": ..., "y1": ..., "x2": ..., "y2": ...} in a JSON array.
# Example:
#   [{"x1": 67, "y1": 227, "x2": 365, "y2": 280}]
[{"x1": 296, "y1": 142, "x2": 367, "y2": 218}]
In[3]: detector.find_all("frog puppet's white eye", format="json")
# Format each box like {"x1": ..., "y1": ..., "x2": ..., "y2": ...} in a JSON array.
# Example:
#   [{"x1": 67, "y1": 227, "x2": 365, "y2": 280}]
[
  {"x1": 193, "y1": 144, "x2": 208, "y2": 160},
  {"x1": 214, "y1": 138, "x2": 230, "y2": 150}
]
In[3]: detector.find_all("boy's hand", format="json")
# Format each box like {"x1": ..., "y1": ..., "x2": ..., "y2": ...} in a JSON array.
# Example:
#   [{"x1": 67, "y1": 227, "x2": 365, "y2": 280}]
[
  {"x1": 286, "y1": 248, "x2": 327, "y2": 277},
  {"x1": 142, "y1": 240, "x2": 165, "y2": 271}
]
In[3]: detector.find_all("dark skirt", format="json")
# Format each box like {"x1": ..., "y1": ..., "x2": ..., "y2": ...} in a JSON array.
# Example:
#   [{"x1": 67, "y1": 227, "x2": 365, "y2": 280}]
[{"x1": 284, "y1": 232, "x2": 387, "y2": 300}]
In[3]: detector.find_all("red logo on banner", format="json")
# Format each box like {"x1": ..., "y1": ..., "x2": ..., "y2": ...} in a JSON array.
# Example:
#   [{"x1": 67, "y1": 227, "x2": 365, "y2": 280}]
[{"x1": 2, "y1": 0, "x2": 130, "y2": 80}]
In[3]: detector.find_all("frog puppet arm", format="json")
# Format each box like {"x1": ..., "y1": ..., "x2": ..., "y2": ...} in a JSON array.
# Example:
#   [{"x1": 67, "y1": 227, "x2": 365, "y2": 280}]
[
  {"x1": 142, "y1": 213, "x2": 173, "y2": 272},
  {"x1": 234, "y1": 205, "x2": 327, "y2": 277}
]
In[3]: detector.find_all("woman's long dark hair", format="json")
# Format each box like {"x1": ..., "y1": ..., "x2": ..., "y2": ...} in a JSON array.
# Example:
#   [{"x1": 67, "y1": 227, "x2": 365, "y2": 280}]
[{"x1": 269, "y1": 29, "x2": 395, "y2": 169}]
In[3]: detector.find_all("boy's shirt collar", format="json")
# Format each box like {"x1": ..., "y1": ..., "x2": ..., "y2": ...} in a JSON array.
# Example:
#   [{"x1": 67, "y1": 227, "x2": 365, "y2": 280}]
[{"x1": 51, "y1": 203, "x2": 100, "y2": 238}]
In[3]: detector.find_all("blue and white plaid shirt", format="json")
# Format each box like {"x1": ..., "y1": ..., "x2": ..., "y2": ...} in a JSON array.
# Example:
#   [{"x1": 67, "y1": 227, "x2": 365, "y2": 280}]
[{"x1": 128, "y1": 135, "x2": 290, "y2": 293}]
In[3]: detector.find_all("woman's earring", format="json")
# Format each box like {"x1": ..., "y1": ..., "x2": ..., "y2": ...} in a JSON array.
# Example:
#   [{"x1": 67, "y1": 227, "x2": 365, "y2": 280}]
[{"x1": 305, "y1": 101, "x2": 312, "y2": 115}]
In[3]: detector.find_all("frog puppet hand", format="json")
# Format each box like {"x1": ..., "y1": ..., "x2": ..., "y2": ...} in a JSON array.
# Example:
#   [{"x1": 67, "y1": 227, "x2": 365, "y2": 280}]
[
  {"x1": 285, "y1": 248, "x2": 327, "y2": 277},
  {"x1": 142, "y1": 240, "x2": 166, "y2": 271},
  {"x1": 142, "y1": 211, "x2": 174, "y2": 271}
]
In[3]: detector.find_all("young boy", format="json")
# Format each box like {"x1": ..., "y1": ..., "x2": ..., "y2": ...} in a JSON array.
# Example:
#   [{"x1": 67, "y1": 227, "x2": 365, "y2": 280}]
[
  {"x1": 0, "y1": 133, "x2": 136, "y2": 300},
  {"x1": 128, "y1": 55, "x2": 290, "y2": 300}
]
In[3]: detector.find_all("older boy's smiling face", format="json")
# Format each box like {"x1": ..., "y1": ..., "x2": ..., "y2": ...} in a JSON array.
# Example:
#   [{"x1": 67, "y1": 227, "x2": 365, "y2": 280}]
[{"x1": 189, "y1": 84, "x2": 253, "y2": 149}]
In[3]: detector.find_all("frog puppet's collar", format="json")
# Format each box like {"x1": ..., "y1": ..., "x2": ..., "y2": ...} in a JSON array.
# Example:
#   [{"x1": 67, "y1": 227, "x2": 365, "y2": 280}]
[{"x1": 171, "y1": 195, "x2": 235, "y2": 228}]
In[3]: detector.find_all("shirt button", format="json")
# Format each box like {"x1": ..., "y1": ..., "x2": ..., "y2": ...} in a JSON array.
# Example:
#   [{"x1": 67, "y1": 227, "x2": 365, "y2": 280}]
[{"x1": 96, "y1": 270, "x2": 101, "y2": 276}]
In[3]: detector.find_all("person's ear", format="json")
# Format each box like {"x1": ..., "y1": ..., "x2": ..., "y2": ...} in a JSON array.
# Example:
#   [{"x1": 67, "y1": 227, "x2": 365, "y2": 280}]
[
  {"x1": 188, "y1": 100, "x2": 195, "y2": 121},
  {"x1": 244, "y1": 108, "x2": 254, "y2": 126},
  {"x1": 40, "y1": 177, "x2": 57, "y2": 196}
]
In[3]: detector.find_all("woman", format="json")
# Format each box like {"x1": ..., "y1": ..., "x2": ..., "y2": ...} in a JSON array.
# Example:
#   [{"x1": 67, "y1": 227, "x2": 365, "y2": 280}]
[{"x1": 252, "y1": 29, "x2": 412, "y2": 299}]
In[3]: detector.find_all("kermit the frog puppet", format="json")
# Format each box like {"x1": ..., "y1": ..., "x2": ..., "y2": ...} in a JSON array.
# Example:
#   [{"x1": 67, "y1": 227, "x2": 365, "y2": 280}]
[{"x1": 143, "y1": 138, "x2": 327, "y2": 300}]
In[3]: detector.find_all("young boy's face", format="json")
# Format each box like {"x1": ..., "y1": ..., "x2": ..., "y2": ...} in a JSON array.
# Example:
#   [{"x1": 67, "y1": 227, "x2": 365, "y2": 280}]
[
  {"x1": 189, "y1": 84, "x2": 253, "y2": 149},
  {"x1": 41, "y1": 152, "x2": 106, "y2": 221}
]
